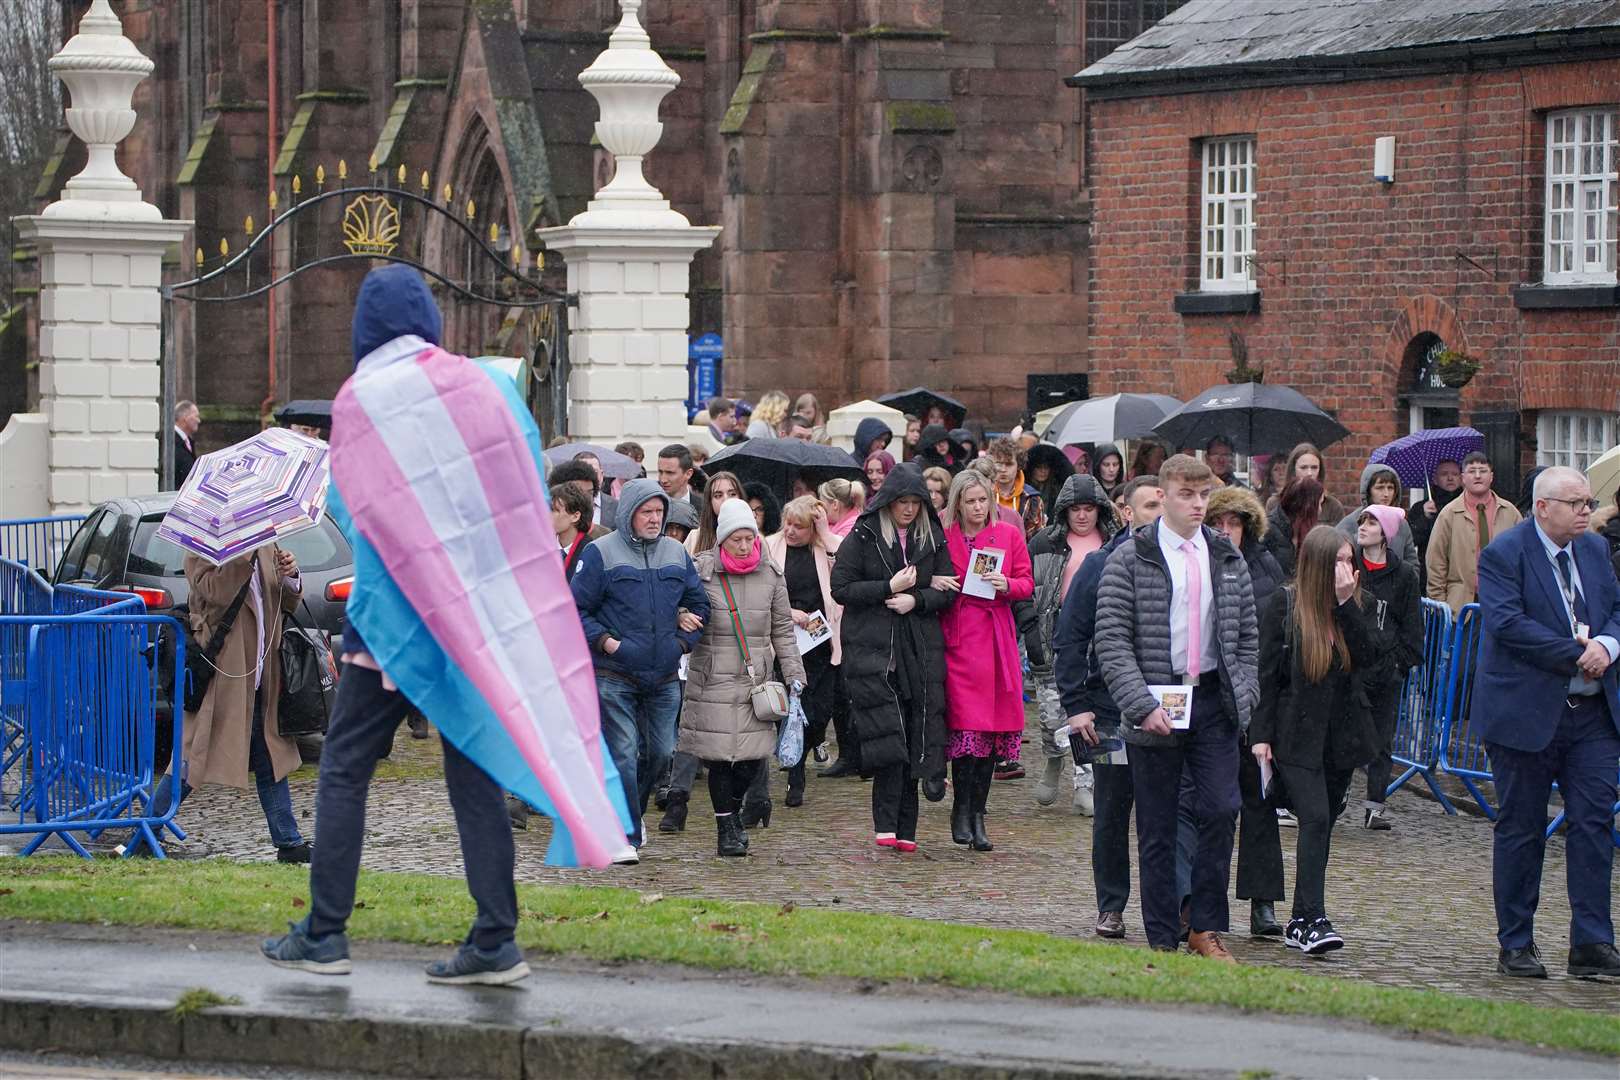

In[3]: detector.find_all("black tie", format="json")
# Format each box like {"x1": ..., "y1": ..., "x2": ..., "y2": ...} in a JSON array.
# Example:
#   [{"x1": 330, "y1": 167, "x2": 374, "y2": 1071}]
[{"x1": 1555, "y1": 551, "x2": 1589, "y2": 629}]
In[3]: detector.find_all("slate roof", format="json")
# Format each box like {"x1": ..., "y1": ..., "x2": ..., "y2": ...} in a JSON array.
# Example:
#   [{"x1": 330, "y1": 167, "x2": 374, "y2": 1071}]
[{"x1": 1070, "y1": 0, "x2": 1620, "y2": 87}]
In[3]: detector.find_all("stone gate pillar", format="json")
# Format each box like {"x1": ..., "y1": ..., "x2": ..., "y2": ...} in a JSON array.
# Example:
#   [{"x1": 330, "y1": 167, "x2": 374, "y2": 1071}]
[
  {"x1": 13, "y1": 0, "x2": 191, "y2": 514},
  {"x1": 536, "y1": 0, "x2": 719, "y2": 449}
]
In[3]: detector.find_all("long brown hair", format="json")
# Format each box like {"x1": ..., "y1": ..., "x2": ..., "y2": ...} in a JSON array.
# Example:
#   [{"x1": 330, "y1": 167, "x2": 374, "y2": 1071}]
[
  {"x1": 1291, "y1": 525, "x2": 1356, "y2": 683},
  {"x1": 693, "y1": 470, "x2": 744, "y2": 552},
  {"x1": 1280, "y1": 477, "x2": 1324, "y2": 553}
]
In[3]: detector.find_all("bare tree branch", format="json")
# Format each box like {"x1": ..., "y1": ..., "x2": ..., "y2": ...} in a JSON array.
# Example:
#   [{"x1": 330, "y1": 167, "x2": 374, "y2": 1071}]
[{"x1": 0, "y1": 2, "x2": 65, "y2": 229}]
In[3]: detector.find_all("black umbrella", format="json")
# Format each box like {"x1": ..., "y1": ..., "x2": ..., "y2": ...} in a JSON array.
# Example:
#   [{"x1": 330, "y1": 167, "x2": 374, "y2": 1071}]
[
  {"x1": 1151, "y1": 383, "x2": 1350, "y2": 457},
  {"x1": 705, "y1": 438, "x2": 864, "y2": 502},
  {"x1": 876, "y1": 387, "x2": 967, "y2": 427},
  {"x1": 274, "y1": 400, "x2": 332, "y2": 428}
]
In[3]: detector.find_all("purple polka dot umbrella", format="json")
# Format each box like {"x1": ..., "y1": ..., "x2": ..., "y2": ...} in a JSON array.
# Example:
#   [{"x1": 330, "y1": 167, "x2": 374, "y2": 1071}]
[
  {"x1": 156, "y1": 427, "x2": 331, "y2": 566},
  {"x1": 1367, "y1": 427, "x2": 1484, "y2": 489}
]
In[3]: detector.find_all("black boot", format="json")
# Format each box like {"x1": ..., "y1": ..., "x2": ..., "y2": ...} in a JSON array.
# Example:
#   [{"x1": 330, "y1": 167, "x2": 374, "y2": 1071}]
[
  {"x1": 658, "y1": 789, "x2": 688, "y2": 833},
  {"x1": 716, "y1": 814, "x2": 747, "y2": 857},
  {"x1": 950, "y1": 759, "x2": 972, "y2": 845},
  {"x1": 969, "y1": 756, "x2": 994, "y2": 851},
  {"x1": 739, "y1": 799, "x2": 772, "y2": 829},
  {"x1": 786, "y1": 762, "x2": 805, "y2": 807},
  {"x1": 1250, "y1": 900, "x2": 1283, "y2": 937}
]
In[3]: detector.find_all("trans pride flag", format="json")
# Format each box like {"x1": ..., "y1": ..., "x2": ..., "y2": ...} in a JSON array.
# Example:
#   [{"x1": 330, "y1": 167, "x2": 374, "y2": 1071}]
[{"x1": 329, "y1": 341, "x2": 634, "y2": 867}]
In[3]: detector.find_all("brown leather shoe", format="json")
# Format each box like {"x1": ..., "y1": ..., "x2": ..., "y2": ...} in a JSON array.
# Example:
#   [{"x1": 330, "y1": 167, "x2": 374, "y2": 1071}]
[
  {"x1": 1095, "y1": 910, "x2": 1125, "y2": 939},
  {"x1": 1188, "y1": 930, "x2": 1237, "y2": 963}
]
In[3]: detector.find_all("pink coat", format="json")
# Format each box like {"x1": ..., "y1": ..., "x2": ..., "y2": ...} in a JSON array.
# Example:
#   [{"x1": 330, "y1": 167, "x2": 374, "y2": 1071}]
[{"x1": 941, "y1": 521, "x2": 1033, "y2": 734}]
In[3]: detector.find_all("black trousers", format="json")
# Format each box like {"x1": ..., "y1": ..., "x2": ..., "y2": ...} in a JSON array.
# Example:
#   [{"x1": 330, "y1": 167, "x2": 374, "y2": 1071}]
[
  {"x1": 1128, "y1": 682, "x2": 1241, "y2": 949},
  {"x1": 1276, "y1": 761, "x2": 1355, "y2": 922},
  {"x1": 829, "y1": 667, "x2": 861, "y2": 768},
  {"x1": 1362, "y1": 675, "x2": 1402, "y2": 804},
  {"x1": 309, "y1": 665, "x2": 517, "y2": 950},
  {"x1": 706, "y1": 758, "x2": 762, "y2": 816},
  {"x1": 871, "y1": 760, "x2": 919, "y2": 841},
  {"x1": 788, "y1": 661, "x2": 838, "y2": 793},
  {"x1": 1094, "y1": 757, "x2": 1202, "y2": 915},
  {"x1": 1235, "y1": 742, "x2": 1285, "y2": 901}
]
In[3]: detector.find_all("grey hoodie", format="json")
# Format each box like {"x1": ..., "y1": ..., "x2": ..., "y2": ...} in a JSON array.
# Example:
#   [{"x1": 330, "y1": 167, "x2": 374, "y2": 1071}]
[{"x1": 1335, "y1": 462, "x2": 1418, "y2": 570}]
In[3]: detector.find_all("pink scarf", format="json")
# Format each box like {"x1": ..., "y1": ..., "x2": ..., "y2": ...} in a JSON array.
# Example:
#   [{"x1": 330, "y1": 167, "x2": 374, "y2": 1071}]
[{"x1": 720, "y1": 536, "x2": 763, "y2": 575}]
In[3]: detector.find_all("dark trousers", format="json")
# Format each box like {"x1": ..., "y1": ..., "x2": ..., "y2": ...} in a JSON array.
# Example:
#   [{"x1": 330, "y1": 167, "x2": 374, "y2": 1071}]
[
  {"x1": 1128, "y1": 683, "x2": 1240, "y2": 949},
  {"x1": 1236, "y1": 742, "x2": 1285, "y2": 902},
  {"x1": 706, "y1": 758, "x2": 762, "y2": 816},
  {"x1": 596, "y1": 674, "x2": 681, "y2": 846},
  {"x1": 871, "y1": 760, "x2": 919, "y2": 841},
  {"x1": 1487, "y1": 696, "x2": 1620, "y2": 950},
  {"x1": 308, "y1": 665, "x2": 518, "y2": 951},
  {"x1": 830, "y1": 668, "x2": 861, "y2": 769},
  {"x1": 1275, "y1": 761, "x2": 1355, "y2": 922},
  {"x1": 1094, "y1": 756, "x2": 1200, "y2": 916},
  {"x1": 788, "y1": 663, "x2": 838, "y2": 793},
  {"x1": 1363, "y1": 675, "x2": 1403, "y2": 804}
]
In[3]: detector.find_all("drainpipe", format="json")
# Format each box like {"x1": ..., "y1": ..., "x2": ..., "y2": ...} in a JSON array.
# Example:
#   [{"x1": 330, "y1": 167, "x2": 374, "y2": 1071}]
[{"x1": 260, "y1": 0, "x2": 278, "y2": 428}]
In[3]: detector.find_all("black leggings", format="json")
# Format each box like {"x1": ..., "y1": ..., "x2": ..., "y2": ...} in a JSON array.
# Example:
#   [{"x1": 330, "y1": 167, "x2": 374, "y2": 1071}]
[{"x1": 706, "y1": 759, "x2": 762, "y2": 816}]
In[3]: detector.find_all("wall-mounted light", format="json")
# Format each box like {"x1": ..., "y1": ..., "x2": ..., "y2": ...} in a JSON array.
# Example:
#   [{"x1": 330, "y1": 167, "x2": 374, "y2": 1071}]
[{"x1": 1374, "y1": 136, "x2": 1396, "y2": 184}]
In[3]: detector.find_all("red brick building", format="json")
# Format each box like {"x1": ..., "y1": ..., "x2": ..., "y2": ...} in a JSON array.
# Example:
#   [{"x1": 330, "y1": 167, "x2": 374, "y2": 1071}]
[
  {"x1": 1072, "y1": 0, "x2": 1620, "y2": 499},
  {"x1": 11, "y1": 1, "x2": 1197, "y2": 445}
]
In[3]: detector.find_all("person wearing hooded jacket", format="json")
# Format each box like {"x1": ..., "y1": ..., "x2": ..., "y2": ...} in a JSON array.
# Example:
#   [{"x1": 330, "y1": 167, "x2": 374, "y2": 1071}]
[
  {"x1": 915, "y1": 423, "x2": 960, "y2": 474},
  {"x1": 1334, "y1": 463, "x2": 1418, "y2": 569},
  {"x1": 853, "y1": 417, "x2": 894, "y2": 464},
  {"x1": 1091, "y1": 443, "x2": 1126, "y2": 503},
  {"x1": 571, "y1": 479, "x2": 711, "y2": 851},
  {"x1": 1351, "y1": 504, "x2": 1424, "y2": 832},
  {"x1": 830, "y1": 462, "x2": 954, "y2": 851},
  {"x1": 1026, "y1": 474, "x2": 1116, "y2": 812},
  {"x1": 1023, "y1": 443, "x2": 1076, "y2": 526}
]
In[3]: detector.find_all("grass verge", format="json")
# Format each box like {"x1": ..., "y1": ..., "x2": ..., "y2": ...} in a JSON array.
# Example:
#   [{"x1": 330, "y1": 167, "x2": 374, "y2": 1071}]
[{"x1": 1, "y1": 857, "x2": 1615, "y2": 1057}]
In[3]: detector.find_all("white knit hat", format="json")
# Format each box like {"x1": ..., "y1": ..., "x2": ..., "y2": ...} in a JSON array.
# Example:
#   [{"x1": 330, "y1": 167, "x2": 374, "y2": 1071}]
[{"x1": 715, "y1": 498, "x2": 757, "y2": 545}]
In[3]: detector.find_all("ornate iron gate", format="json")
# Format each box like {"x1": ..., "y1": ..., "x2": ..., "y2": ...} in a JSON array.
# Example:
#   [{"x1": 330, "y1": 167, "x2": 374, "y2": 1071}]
[{"x1": 160, "y1": 173, "x2": 571, "y2": 488}]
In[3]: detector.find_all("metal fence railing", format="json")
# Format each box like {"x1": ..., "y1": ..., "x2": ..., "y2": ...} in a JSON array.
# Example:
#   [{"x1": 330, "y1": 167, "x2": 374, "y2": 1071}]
[
  {"x1": 1387, "y1": 598, "x2": 1455, "y2": 810},
  {"x1": 0, "y1": 515, "x2": 86, "y2": 575},
  {"x1": 2, "y1": 552, "x2": 185, "y2": 859}
]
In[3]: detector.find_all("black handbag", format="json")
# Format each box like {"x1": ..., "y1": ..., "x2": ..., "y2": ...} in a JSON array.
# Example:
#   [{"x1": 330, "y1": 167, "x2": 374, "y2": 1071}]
[
  {"x1": 278, "y1": 604, "x2": 337, "y2": 736},
  {"x1": 181, "y1": 579, "x2": 253, "y2": 713}
]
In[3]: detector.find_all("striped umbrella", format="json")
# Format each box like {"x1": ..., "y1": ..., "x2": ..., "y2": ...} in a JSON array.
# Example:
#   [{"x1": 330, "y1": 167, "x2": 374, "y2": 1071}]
[{"x1": 157, "y1": 427, "x2": 331, "y2": 566}]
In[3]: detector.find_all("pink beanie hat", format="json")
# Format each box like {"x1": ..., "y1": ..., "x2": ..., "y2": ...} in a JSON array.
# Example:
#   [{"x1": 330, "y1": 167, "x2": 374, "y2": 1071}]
[{"x1": 1359, "y1": 504, "x2": 1405, "y2": 547}]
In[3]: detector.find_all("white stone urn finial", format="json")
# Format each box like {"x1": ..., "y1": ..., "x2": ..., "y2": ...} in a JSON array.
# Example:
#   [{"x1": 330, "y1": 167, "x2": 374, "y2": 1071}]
[
  {"x1": 570, "y1": 0, "x2": 689, "y2": 227},
  {"x1": 45, "y1": 0, "x2": 161, "y2": 221}
]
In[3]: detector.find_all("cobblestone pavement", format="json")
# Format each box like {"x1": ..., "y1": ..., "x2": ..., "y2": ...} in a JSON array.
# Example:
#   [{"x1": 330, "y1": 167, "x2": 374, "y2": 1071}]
[{"x1": 25, "y1": 711, "x2": 1619, "y2": 1014}]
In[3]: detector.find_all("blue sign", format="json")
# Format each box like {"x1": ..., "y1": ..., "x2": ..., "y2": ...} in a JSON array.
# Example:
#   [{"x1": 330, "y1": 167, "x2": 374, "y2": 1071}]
[{"x1": 687, "y1": 333, "x2": 723, "y2": 421}]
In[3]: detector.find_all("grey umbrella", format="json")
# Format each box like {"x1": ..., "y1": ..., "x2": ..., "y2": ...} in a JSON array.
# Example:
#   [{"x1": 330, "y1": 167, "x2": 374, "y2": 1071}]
[
  {"x1": 542, "y1": 443, "x2": 642, "y2": 480},
  {"x1": 1042, "y1": 393, "x2": 1184, "y2": 446},
  {"x1": 1152, "y1": 383, "x2": 1350, "y2": 456}
]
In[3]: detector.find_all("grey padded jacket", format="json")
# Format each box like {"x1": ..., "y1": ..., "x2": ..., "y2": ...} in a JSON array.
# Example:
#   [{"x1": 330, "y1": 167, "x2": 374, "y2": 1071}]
[{"x1": 1093, "y1": 520, "x2": 1260, "y2": 746}]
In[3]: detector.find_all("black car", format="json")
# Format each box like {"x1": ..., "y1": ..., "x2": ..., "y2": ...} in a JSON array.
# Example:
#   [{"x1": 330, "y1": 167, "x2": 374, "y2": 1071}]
[{"x1": 53, "y1": 495, "x2": 356, "y2": 768}]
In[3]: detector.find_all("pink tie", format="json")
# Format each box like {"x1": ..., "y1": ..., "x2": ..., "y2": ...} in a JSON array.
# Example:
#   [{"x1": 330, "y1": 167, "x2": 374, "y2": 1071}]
[{"x1": 1182, "y1": 539, "x2": 1201, "y2": 680}]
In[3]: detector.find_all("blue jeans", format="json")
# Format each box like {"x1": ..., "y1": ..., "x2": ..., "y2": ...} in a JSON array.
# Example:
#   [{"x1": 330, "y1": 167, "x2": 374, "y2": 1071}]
[
  {"x1": 597, "y1": 673, "x2": 682, "y2": 846},
  {"x1": 150, "y1": 693, "x2": 303, "y2": 850}
]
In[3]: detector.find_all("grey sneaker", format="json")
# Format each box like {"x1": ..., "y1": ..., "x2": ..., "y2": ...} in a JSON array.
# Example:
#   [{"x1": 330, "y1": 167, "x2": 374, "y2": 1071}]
[
  {"x1": 425, "y1": 941, "x2": 531, "y2": 986},
  {"x1": 261, "y1": 919, "x2": 351, "y2": 975}
]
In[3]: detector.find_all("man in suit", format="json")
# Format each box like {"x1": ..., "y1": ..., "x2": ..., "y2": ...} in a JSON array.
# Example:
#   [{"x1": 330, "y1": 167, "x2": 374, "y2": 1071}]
[
  {"x1": 1475, "y1": 465, "x2": 1620, "y2": 979},
  {"x1": 573, "y1": 451, "x2": 617, "y2": 530},
  {"x1": 173, "y1": 399, "x2": 200, "y2": 486}
]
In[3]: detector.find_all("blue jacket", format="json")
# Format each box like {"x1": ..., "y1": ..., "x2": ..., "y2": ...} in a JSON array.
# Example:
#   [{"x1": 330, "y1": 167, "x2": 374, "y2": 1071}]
[
  {"x1": 1473, "y1": 519, "x2": 1620, "y2": 752},
  {"x1": 1052, "y1": 526, "x2": 1133, "y2": 729},
  {"x1": 570, "y1": 478, "x2": 709, "y2": 687}
]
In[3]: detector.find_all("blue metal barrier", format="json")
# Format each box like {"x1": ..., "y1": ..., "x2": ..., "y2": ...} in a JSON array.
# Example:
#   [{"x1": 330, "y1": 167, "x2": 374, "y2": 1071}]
[
  {"x1": 1436, "y1": 604, "x2": 1496, "y2": 818},
  {"x1": 1386, "y1": 598, "x2": 1455, "y2": 808},
  {"x1": 0, "y1": 613, "x2": 186, "y2": 858},
  {"x1": 0, "y1": 515, "x2": 86, "y2": 574}
]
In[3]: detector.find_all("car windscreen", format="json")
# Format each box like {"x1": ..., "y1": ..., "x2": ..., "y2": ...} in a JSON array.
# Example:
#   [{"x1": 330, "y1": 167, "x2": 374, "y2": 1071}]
[{"x1": 128, "y1": 516, "x2": 351, "y2": 577}]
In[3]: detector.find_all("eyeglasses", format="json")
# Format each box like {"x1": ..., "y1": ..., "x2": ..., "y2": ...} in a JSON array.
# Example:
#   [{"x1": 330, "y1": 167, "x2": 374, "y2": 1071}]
[{"x1": 1546, "y1": 497, "x2": 1599, "y2": 512}]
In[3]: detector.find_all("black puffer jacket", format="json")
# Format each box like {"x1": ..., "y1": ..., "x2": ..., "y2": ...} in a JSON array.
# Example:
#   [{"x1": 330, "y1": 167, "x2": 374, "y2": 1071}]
[
  {"x1": 1249, "y1": 589, "x2": 1377, "y2": 771},
  {"x1": 829, "y1": 463, "x2": 952, "y2": 781},
  {"x1": 914, "y1": 423, "x2": 960, "y2": 474}
]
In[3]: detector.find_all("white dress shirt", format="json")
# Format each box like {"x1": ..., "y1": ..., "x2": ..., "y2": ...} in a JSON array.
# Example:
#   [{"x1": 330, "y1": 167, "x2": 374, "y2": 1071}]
[{"x1": 1157, "y1": 520, "x2": 1218, "y2": 678}]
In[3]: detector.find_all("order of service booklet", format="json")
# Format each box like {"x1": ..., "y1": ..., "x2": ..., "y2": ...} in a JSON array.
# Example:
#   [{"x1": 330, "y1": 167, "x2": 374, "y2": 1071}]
[
  {"x1": 794, "y1": 609, "x2": 833, "y2": 655},
  {"x1": 962, "y1": 547, "x2": 1006, "y2": 600},
  {"x1": 1146, "y1": 684, "x2": 1194, "y2": 730}
]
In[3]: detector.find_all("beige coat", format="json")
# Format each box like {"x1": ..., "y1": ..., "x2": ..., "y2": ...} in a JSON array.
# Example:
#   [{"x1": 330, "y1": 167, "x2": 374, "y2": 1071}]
[
  {"x1": 1425, "y1": 493, "x2": 1522, "y2": 613},
  {"x1": 677, "y1": 551, "x2": 808, "y2": 763},
  {"x1": 763, "y1": 530, "x2": 843, "y2": 666},
  {"x1": 181, "y1": 546, "x2": 302, "y2": 789}
]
